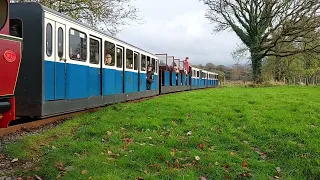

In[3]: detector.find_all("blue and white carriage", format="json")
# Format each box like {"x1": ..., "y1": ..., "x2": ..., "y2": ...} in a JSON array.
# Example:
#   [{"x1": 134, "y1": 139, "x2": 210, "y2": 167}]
[{"x1": 11, "y1": 3, "x2": 159, "y2": 118}]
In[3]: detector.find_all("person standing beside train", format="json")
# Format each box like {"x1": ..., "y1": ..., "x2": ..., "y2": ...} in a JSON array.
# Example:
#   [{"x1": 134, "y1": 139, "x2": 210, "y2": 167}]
[{"x1": 146, "y1": 65, "x2": 154, "y2": 90}]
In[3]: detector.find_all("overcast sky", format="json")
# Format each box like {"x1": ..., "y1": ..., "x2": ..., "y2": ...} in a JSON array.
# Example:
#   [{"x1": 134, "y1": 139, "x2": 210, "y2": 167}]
[{"x1": 117, "y1": 0, "x2": 242, "y2": 66}]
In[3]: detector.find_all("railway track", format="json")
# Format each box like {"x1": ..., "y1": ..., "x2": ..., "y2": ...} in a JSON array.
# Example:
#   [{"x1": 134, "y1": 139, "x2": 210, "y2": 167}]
[{"x1": 0, "y1": 95, "x2": 161, "y2": 137}]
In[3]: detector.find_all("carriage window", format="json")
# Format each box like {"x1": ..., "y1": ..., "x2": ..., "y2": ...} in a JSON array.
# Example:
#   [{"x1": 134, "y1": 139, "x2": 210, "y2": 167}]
[
  {"x1": 141, "y1": 54, "x2": 146, "y2": 71},
  {"x1": 46, "y1": 23, "x2": 52, "y2": 57},
  {"x1": 151, "y1": 58, "x2": 155, "y2": 70},
  {"x1": 69, "y1": 28, "x2": 87, "y2": 61},
  {"x1": 116, "y1": 47, "x2": 123, "y2": 68},
  {"x1": 126, "y1": 48, "x2": 133, "y2": 69},
  {"x1": 10, "y1": 19, "x2": 23, "y2": 38},
  {"x1": 134, "y1": 53, "x2": 139, "y2": 70},
  {"x1": 197, "y1": 71, "x2": 199, "y2": 77},
  {"x1": 147, "y1": 56, "x2": 151, "y2": 67},
  {"x1": 0, "y1": 0, "x2": 8, "y2": 31},
  {"x1": 104, "y1": 41, "x2": 115, "y2": 66},
  {"x1": 90, "y1": 38, "x2": 100, "y2": 64},
  {"x1": 58, "y1": 27, "x2": 63, "y2": 58}
]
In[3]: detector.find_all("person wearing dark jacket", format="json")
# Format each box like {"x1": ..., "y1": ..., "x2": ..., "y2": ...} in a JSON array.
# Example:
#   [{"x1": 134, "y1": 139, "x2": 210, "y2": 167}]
[{"x1": 146, "y1": 65, "x2": 154, "y2": 90}]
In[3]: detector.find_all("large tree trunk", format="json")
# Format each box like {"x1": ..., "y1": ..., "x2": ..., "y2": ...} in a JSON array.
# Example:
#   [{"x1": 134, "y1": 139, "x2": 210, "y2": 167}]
[{"x1": 250, "y1": 51, "x2": 263, "y2": 83}]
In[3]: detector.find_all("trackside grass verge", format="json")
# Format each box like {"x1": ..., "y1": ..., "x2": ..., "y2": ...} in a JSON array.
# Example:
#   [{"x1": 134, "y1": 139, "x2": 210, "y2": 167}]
[{"x1": 2, "y1": 86, "x2": 320, "y2": 179}]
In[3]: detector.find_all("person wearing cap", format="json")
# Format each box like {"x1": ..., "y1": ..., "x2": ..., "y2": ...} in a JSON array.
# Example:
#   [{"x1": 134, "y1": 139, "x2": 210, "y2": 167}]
[{"x1": 146, "y1": 64, "x2": 154, "y2": 90}]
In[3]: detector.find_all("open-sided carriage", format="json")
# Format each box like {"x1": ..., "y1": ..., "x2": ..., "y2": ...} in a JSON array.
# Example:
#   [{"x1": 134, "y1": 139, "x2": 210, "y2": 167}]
[{"x1": 156, "y1": 54, "x2": 191, "y2": 94}]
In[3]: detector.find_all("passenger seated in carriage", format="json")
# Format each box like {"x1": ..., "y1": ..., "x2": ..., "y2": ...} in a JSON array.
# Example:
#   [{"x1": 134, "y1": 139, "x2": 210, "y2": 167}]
[
  {"x1": 104, "y1": 54, "x2": 113, "y2": 65},
  {"x1": 172, "y1": 62, "x2": 179, "y2": 73}
]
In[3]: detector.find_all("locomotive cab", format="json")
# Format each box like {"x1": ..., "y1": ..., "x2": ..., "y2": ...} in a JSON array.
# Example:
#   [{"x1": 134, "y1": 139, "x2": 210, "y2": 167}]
[{"x1": 0, "y1": 0, "x2": 23, "y2": 128}]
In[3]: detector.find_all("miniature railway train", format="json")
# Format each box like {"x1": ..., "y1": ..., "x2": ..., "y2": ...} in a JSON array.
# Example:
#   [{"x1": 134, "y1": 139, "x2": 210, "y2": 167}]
[{"x1": 0, "y1": 1, "x2": 219, "y2": 129}]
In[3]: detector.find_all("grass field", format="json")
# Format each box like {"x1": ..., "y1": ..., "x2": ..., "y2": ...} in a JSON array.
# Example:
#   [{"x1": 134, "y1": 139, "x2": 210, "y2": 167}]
[{"x1": 2, "y1": 86, "x2": 320, "y2": 179}]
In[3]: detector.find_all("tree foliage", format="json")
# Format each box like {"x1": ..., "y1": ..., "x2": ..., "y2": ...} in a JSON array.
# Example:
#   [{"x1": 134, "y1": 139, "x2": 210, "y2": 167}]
[
  {"x1": 10, "y1": 0, "x2": 141, "y2": 35},
  {"x1": 201, "y1": 0, "x2": 320, "y2": 83}
]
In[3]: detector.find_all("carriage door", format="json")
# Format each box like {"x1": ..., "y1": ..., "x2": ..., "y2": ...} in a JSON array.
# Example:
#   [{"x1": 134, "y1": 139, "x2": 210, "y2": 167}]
[
  {"x1": 54, "y1": 22, "x2": 66, "y2": 100},
  {"x1": 115, "y1": 46, "x2": 124, "y2": 93},
  {"x1": 89, "y1": 36, "x2": 102, "y2": 96}
]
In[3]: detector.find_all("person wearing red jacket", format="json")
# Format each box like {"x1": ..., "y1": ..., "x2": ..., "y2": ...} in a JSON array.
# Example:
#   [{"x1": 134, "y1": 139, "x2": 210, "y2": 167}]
[{"x1": 183, "y1": 57, "x2": 190, "y2": 74}]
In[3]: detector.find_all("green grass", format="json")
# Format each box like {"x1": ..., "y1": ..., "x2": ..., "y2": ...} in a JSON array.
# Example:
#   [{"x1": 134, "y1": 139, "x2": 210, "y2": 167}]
[{"x1": 3, "y1": 86, "x2": 320, "y2": 179}]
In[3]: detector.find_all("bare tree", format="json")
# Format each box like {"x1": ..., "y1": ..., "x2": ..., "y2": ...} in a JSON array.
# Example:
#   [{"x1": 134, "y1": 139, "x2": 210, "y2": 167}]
[
  {"x1": 201, "y1": 0, "x2": 320, "y2": 83},
  {"x1": 10, "y1": 0, "x2": 142, "y2": 35}
]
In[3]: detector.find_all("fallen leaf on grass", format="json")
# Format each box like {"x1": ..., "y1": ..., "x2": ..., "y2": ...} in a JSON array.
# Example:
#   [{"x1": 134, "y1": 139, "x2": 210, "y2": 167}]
[
  {"x1": 148, "y1": 136, "x2": 152, "y2": 140},
  {"x1": 35, "y1": 175, "x2": 43, "y2": 180},
  {"x1": 209, "y1": 146, "x2": 216, "y2": 151},
  {"x1": 273, "y1": 175, "x2": 280, "y2": 179},
  {"x1": 170, "y1": 150, "x2": 175, "y2": 157},
  {"x1": 82, "y1": 149, "x2": 89, "y2": 156},
  {"x1": 230, "y1": 151, "x2": 236, "y2": 156},
  {"x1": 242, "y1": 161, "x2": 247, "y2": 168},
  {"x1": 223, "y1": 165, "x2": 229, "y2": 171},
  {"x1": 224, "y1": 175, "x2": 231, "y2": 179},
  {"x1": 136, "y1": 177, "x2": 144, "y2": 180},
  {"x1": 197, "y1": 143, "x2": 205, "y2": 150},
  {"x1": 260, "y1": 152, "x2": 267, "y2": 159},
  {"x1": 166, "y1": 161, "x2": 171, "y2": 167},
  {"x1": 159, "y1": 155, "x2": 165, "y2": 160},
  {"x1": 186, "y1": 131, "x2": 192, "y2": 136},
  {"x1": 11, "y1": 158, "x2": 18, "y2": 163},
  {"x1": 102, "y1": 131, "x2": 112, "y2": 143},
  {"x1": 195, "y1": 156, "x2": 200, "y2": 161},
  {"x1": 107, "y1": 150, "x2": 120, "y2": 158},
  {"x1": 253, "y1": 147, "x2": 267, "y2": 159},
  {"x1": 55, "y1": 161, "x2": 65, "y2": 171},
  {"x1": 175, "y1": 159, "x2": 180, "y2": 169},
  {"x1": 124, "y1": 138, "x2": 133, "y2": 144},
  {"x1": 81, "y1": 170, "x2": 88, "y2": 175},
  {"x1": 199, "y1": 176, "x2": 207, "y2": 180},
  {"x1": 237, "y1": 172, "x2": 252, "y2": 178},
  {"x1": 276, "y1": 167, "x2": 281, "y2": 173},
  {"x1": 186, "y1": 114, "x2": 191, "y2": 118}
]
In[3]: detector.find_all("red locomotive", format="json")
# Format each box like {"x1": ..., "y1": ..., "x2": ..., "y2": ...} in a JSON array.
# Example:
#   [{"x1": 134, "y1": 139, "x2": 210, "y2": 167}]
[{"x1": 0, "y1": 0, "x2": 22, "y2": 128}]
